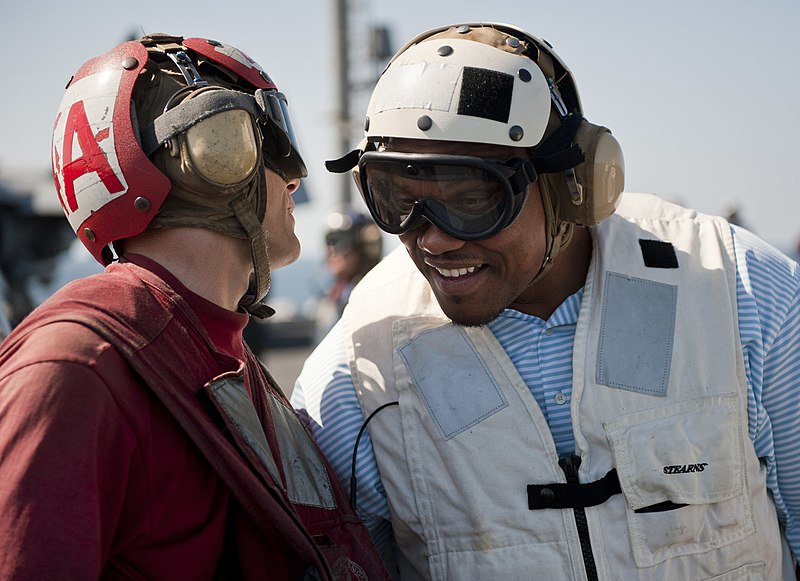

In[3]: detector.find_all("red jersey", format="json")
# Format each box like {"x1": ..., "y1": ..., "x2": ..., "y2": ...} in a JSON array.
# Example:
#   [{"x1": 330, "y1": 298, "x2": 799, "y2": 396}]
[{"x1": 0, "y1": 256, "x2": 387, "y2": 580}]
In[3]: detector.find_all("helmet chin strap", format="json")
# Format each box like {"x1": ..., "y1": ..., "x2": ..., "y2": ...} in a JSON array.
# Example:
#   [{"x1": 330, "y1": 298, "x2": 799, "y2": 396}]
[
  {"x1": 230, "y1": 192, "x2": 274, "y2": 319},
  {"x1": 527, "y1": 178, "x2": 574, "y2": 287}
]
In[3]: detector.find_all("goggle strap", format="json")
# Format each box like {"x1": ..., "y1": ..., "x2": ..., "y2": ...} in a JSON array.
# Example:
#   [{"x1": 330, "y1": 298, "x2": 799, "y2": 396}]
[
  {"x1": 530, "y1": 114, "x2": 585, "y2": 174},
  {"x1": 141, "y1": 89, "x2": 261, "y2": 155},
  {"x1": 532, "y1": 144, "x2": 585, "y2": 175},
  {"x1": 508, "y1": 159, "x2": 538, "y2": 194}
]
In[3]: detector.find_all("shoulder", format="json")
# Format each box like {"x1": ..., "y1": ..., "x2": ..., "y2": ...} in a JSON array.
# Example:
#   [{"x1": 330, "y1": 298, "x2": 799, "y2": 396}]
[
  {"x1": 614, "y1": 192, "x2": 704, "y2": 222},
  {"x1": 294, "y1": 319, "x2": 352, "y2": 414},
  {"x1": 732, "y1": 225, "x2": 799, "y2": 279},
  {"x1": 731, "y1": 225, "x2": 800, "y2": 297},
  {"x1": 0, "y1": 292, "x2": 154, "y2": 421},
  {"x1": 731, "y1": 225, "x2": 800, "y2": 328}
]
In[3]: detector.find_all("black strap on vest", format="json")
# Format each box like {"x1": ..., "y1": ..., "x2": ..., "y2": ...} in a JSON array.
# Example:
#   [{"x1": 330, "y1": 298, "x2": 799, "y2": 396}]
[
  {"x1": 528, "y1": 468, "x2": 688, "y2": 513},
  {"x1": 528, "y1": 469, "x2": 622, "y2": 510}
]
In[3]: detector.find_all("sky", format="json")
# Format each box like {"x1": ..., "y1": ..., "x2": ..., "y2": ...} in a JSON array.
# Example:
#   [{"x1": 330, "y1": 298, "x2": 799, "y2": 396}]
[{"x1": 3, "y1": 0, "x2": 799, "y2": 261}]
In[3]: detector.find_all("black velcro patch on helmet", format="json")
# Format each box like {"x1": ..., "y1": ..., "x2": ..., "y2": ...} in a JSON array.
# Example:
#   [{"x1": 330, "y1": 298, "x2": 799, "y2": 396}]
[
  {"x1": 639, "y1": 239, "x2": 679, "y2": 268},
  {"x1": 457, "y1": 67, "x2": 514, "y2": 123}
]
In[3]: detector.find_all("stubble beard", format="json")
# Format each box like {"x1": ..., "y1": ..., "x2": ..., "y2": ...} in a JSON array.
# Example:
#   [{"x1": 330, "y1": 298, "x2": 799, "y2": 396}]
[{"x1": 439, "y1": 294, "x2": 506, "y2": 327}]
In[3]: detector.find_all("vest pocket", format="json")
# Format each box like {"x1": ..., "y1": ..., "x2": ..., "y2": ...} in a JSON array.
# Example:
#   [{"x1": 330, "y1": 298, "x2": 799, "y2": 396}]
[
  {"x1": 603, "y1": 394, "x2": 754, "y2": 567},
  {"x1": 702, "y1": 561, "x2": 766, "y2": 581}
]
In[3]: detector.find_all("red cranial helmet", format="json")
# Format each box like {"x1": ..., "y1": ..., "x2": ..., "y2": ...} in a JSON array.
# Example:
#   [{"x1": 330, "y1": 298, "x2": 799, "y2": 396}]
[{"x1": 51, "y1": 34, "x2": 306, "y2": 314}]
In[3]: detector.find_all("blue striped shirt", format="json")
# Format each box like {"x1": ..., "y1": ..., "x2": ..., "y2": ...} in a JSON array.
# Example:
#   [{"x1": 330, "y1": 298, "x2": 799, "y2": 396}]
[{"x1": 292, "y1": 224, "x2": 800, "y2": 557}]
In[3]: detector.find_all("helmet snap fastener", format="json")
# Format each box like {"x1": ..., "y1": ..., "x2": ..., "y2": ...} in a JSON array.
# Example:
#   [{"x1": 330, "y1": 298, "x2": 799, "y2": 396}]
[
  {"x1": 121, "y1": 57, "x2": 138, "y2": 70},
  {"x1": 509, "y1": 125, "x2": 524, "y2": 141},
  {"x1": 518, "y1": 69, "x2": 532, "y2": 82},
  {"x1": 437, "y1": 45, "x2": 454, "y2": 57},
  {"x1": 417, "y1": 115, "x2": 433, "y2": 131},
  {"x1": 134, "y1": 197, "x2": 151, "y2": 212},
  {"x1": 457, "y1": 25, "x2": 471, "y2": 34},
  {"x1": 84, "y1": 228, "x2": 96, "y2": 242}
]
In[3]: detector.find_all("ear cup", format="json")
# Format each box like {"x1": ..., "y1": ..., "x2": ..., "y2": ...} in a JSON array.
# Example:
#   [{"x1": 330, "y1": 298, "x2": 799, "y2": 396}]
[
  {"x1": 561, "y1": 120, "x2": 625, "y2": 225},
  {"x1": 185, "y1": 109, "x2": 259, "y2": 186}
]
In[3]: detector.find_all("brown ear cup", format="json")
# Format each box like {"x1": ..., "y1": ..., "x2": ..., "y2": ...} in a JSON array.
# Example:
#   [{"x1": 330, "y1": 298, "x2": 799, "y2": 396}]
[{"x1": 567, "y1": 120, "x2": 625, "y2": 226}]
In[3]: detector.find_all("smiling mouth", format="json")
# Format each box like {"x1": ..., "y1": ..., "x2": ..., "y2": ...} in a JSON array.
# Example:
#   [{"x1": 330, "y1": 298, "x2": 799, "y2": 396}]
[{"x1": 431, "y1": 265, "x2": 481, "y2": 278}]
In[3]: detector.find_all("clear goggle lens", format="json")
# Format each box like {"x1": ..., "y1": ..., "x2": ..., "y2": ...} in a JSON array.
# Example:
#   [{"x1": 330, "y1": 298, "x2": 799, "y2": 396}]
[{"x1": 359, "y1": 152, "x2": 537, "y2": 241}]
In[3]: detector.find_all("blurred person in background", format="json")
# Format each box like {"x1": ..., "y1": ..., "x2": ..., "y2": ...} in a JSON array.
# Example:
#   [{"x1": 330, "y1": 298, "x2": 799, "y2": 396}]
[
  {"x1": 315, "y1": 209, "x2": 383, "y2": 338},
  {"x1": 793, "y1": 235, "x2": 800, "y2": 265},
  {"x1": 0, "y1": 33, "x2": 386, "y2": 580},
  {"x1": 0, "y1": 180, "x2": 76, "y2": 328},
  {"x1": 0, "y1": 272, "x2": 10, "y2": 341}
]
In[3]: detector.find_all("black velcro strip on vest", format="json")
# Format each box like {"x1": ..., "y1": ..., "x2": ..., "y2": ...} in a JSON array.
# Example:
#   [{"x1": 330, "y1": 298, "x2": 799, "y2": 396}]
[
  {"x1": 528, "y1": 469, "x2": 622, "y2": 509},
  {"x1": 457, "y1": 67, "x2": 514, "y2": 123},
  {"x1": 639, "y1": 239, "x2": 679, "y2": 269}
]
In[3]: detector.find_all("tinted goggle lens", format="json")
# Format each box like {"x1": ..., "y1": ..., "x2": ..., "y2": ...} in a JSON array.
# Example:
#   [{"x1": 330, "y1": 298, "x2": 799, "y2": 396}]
[
  {"x1": 260, "y1": 89, "x2": 307, "y2": 179},
  {"x1": 359, "y1": 153, "x2": 536, "y2": 241}
]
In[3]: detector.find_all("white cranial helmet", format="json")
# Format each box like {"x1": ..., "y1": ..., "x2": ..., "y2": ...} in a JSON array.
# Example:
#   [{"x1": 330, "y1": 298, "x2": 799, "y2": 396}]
[
  {"x1": 365, "y1": 35, "x2": 553, "y2": 148},
  {"x1": 344, "y1": 23, "x2": 625, "y2": 281}
]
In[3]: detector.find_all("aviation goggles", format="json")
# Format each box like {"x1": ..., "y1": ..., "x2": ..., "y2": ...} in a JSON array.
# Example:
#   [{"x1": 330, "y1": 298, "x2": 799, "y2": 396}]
[
  {"x1": 256, "y1": 89, "x2": 306, "y2": 179},
  {"x1": 358, "y1": 152, "x2": 538, "y2": 240}
]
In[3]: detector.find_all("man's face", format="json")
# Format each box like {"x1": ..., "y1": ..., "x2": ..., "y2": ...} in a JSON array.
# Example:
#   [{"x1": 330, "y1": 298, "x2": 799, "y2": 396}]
[
  {"x1": 326, "y1": 241, "x2": 361, "y2": 281},
  {"x1": 263, "y1": 168, "x2": 301, "y2": 270},
  {"x1": 390, "y1": 140, "x2": 547, "y2": 326}
]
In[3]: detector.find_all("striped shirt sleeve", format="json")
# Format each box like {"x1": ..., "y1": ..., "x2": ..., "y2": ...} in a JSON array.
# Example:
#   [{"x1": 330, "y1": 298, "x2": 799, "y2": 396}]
[{"x1": 732, "y1": 225, "x2": 800, "y2": 557}]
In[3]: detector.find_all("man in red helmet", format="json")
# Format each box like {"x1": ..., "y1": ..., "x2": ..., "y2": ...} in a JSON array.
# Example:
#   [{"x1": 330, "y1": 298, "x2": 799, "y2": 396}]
[{"x1": 0, "y1": 34, "x2": 387, "y2": 580}]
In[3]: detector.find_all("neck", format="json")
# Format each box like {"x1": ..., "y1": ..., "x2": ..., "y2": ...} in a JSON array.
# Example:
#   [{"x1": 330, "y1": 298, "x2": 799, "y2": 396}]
[
  {"x1": 511, "y1": 226, "x2": 593, "y2": 320},
  {"x1": 123, "y1": 227, "x2": 252, "y2": 311}
]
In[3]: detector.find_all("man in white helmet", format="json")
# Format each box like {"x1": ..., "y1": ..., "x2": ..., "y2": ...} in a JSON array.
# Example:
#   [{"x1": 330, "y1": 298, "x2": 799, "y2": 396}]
[
  {"x1": 292, "y1": 23, "x2": 800, "y2": 580},
  {"x1": 0, "y1": 34, "x2": 388, "y2": 580}
]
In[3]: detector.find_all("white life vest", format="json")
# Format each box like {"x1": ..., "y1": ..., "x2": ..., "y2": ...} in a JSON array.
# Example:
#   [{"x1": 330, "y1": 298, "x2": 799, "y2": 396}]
[{"x1": 343, "y1": 193, "x2": 791, "y2": 580}]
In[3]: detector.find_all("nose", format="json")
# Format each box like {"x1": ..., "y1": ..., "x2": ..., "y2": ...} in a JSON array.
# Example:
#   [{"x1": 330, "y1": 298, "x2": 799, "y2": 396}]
[{"x1": 414, "y1": 221, "x2": 467, "y2": 256}]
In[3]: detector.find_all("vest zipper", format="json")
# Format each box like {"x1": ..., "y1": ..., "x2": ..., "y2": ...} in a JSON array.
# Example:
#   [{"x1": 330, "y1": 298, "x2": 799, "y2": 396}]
[{"x1": 559, "y1": 455, "x2": 599, "y2": 581}]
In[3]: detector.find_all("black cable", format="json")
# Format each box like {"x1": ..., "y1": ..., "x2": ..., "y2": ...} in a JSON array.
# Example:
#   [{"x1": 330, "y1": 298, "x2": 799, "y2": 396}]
[{"x1": 349, "y1": 401, "x2": 399, "y2": 510}]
